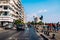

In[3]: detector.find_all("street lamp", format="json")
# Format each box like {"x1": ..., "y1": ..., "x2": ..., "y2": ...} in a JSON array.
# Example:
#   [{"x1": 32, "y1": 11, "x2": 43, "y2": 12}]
[{"x1": 33, "y1": 16, "x2": 35, "y2": 27}]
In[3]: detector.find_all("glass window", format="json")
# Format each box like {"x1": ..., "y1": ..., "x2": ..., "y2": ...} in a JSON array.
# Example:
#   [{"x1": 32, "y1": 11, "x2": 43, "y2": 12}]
[
  {"x1": 3, "y1": 12, "x2": 8, "y2": 16},
  {"x1": 16, "y1": 12, "x2": 18, "y2": 14},
  {"x1": 4, "y1": 6, "x2": 8, "y2": 9},
  {"x1": 9, "y1": 7, "x2": 14, "y2": 11}
]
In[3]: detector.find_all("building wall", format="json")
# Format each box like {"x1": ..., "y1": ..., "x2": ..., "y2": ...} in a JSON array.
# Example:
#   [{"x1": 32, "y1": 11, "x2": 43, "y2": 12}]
[{"x1": 0, "y1": 0, "x2": 25, "y2": 27}]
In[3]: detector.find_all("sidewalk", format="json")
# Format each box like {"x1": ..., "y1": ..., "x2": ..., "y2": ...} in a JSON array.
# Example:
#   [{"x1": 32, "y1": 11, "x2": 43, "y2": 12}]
[
  {"x1": 0, "y1": 27, "x2": 7, "y2": 33},
  {"x1": 55, "y1": 32, "x2": 60, "y2": 40},
  {"x1": 36, "y1": 29, "x2": 60, "y2": 40},
  {"x1": 36, "y1": 31, "x2": 50, "y2": 40},
  {"x1": 35, "y1": 26, "x2": 60, "y2": 40},
  {"x1": 52, "y1": 31, "x2": 60, "y2": 40}
]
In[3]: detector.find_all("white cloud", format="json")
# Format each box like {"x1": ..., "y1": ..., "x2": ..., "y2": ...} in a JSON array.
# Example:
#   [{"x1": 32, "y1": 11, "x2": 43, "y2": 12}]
[
  {"x1": 38, "y1": 9, "x2": 47, "y2": 13},
  {"x1": 44, "y1": 9, "x2": 47, "y2": 12},
  {"x1": 26, "y1": 13, "x2": 37, "y2": 22}
]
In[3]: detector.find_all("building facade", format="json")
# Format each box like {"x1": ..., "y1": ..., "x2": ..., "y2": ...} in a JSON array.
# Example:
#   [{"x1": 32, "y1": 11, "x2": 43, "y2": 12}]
[
  {"x1": 34, "y1": 16, "x2": 41, "y2": 23},
  {"x1": 0, "y1": 0, "x2": 25, "y2": 28},
  {"x1": 19, "y1": 6, "x2": 25, "y2": 23}
]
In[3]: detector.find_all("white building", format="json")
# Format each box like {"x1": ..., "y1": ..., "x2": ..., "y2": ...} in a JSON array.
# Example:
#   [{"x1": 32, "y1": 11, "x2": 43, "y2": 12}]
[
  {"x1": 34, "y1": 16, "x2": 41, "y2": 23},
  {"x1": 0, "y1": 0, "x2": 25, "y2": 28}
]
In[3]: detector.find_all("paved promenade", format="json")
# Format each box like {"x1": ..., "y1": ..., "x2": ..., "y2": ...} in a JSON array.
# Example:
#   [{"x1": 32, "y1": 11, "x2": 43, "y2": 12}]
[
  {"x1": 35, "y1": 25, "x2": 60, "y2": 40},
  {"x1": 53, "y1": 31, "x2": 60, "y2": 40}
]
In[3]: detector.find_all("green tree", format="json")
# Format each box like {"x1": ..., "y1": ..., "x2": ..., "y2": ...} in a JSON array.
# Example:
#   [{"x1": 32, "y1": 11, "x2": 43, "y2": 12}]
[
  {"x1": 15, "y1": 20, "x2": 24, "y2": 25},
  {"x1": 38, "y1": 21, "x2": 44, "y2": 25},
  {"x1": 31, "y1": 21, "x2": 35, "y2": 25}
]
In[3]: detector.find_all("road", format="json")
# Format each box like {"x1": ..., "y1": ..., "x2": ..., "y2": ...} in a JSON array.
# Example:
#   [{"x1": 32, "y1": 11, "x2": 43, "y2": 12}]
[
  {"x1": 0, "y1": 30, "x2": 18, "y2": 40},
  {"x1": 0, "y1": 26, "x2": 40, "y2": 40}
]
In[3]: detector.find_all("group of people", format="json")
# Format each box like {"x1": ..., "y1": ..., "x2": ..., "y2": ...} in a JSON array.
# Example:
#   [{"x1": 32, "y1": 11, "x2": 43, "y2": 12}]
[
  {"x1": 42, "y1": 22, "x2": 60, "y2": 33},
  {"x1": 47, "y1": 22, "x2": 60, "y2": 32}
]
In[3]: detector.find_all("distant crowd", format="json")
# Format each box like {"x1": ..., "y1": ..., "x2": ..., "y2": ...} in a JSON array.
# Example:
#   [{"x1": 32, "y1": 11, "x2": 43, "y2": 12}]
[{"x1": 44, "y1": 22, "x2": 60, "y2": 32}]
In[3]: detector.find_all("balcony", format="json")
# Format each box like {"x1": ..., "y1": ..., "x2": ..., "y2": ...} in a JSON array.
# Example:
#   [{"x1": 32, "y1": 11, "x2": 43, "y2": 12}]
[
  {"x1": 0, "y1": 0, "x2": 9, "y2": 3},
  {"x1": 0, "y1": 8, "x2": 10, "y2": 12},
  {"x1": 0, "y1": 16, "x2": 14, "y2": 22}
]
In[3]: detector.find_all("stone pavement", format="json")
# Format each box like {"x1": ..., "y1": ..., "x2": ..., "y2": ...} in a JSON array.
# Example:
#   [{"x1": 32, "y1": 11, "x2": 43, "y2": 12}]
[{"x1": 51, "y1": 31, "x2": 60, "y2": 40}]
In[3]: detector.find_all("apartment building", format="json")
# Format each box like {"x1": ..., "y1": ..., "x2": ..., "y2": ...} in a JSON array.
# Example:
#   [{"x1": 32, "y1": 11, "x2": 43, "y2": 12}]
[
  {"x1": 0, "y1": 0, "x2": 25, "y2": 28},
  {"x1": 20, "y1": 6, "x2": 25, "y2": 23}
]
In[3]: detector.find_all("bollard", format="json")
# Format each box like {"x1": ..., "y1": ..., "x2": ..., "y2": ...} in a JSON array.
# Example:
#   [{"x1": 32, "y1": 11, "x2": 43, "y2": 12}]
[
  {"x1": 45, "y1": 31, "x2": 47, "y2": 35},
  {"x1": 44, "y1": 31, "x2": 46, "y2": 34},
  {"x1": 44, "y1": 31, "x2": 47, "y2": 35},
  {"x1": 47, "y1": 31, "x2": 49, "y2": 36}
]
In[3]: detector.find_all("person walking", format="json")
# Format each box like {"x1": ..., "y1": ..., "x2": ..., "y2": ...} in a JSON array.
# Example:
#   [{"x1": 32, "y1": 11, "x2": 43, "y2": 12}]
[
  {"x1": 52, "y1": 24, "x2": 56, "y2": 32},
  {"x1": 47, "y1": 25, "x2": 50, "y2": 36},
  {"x1": 56, "y1": 22, "x2": 59, "y2": 31}
]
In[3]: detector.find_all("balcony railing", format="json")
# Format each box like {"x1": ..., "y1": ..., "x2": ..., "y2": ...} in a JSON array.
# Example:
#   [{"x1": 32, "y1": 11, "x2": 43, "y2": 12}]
[
  {"x1": 0, "y1": 16, "x2": 13, "y2": 22},
  {"x1": 0, "y1": 0, "x2": 9, "y2": 3}
]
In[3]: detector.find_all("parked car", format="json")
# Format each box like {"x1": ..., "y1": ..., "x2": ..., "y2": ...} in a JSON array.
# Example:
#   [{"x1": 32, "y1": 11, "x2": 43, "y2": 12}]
[
  {"x1": 16, "y1": 24, "x2": 25, "y2": 31},
  {"x1": 4, "y1": 25, "x2": 13, "y2": 29}
]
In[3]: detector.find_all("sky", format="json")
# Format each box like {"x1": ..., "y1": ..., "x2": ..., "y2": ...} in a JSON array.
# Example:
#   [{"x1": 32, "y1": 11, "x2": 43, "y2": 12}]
[{"x1": 21, "y1": 0, "x2": 60, "y2": 23}]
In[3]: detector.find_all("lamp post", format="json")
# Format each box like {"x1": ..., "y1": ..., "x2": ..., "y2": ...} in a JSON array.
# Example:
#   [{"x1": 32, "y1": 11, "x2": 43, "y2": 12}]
[{"x1": 33, "y1": 16, "x2": 35, "y2": 27}]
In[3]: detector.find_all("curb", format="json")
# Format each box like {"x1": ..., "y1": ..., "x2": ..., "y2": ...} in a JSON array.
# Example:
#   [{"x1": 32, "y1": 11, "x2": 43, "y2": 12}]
[{"x1": 40, "y1": 33, "x2": 51, "y2": 40}]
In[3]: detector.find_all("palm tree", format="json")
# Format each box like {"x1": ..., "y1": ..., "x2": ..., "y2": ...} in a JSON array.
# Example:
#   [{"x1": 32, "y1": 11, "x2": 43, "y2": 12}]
[{"x1": 40, "y1": 15, "x2": 43, "y2": 21}]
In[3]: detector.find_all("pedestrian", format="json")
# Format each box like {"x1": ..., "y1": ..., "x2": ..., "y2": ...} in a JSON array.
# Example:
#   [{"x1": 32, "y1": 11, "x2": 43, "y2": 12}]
[
  {"x1": 48, "y1": 24, "x2": 52, "y2": 32},
  {"x1": 52, "y1": 24, "x2": 56, "y2": 32},
  {"x1": 46, "y1": 25, "x2": 50, "y2": 36},
  {"x1": 43, "y1": 26, "x2": 45, "y2": 32},
  {"x1": 47, "y1": 25, "x2": 50, "y2": 31},
  {"x1": 56, "y1": 22, "x2": 59, "y2": 31}
]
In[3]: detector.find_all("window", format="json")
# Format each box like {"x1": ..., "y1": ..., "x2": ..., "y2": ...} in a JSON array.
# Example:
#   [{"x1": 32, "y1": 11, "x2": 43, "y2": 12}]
[
  {"x1": 3, "y1": 12, "x2": 8, "y2": 16},
  {"x1": 0, "y1": 6, "x2": 2, "y2": 8},
  {"x1": 16, "y1": 12, "x2": 18, "y2": 14},
  {"x1": 4, "y1": 6, "x2": 8, "y2": 9},
  {"x1": 20, "y1": 16, "x2": 21, "y2": 18},
  {"x1": 9, "y1": 7, "x2": 14, "y2": 11},
  {"x1": 20, "y1": 13, "x2": 21, "y2": 15}
]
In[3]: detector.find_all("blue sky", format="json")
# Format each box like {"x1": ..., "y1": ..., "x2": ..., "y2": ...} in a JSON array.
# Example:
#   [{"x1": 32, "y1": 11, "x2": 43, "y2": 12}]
[{"x1": 21, "y1": 0, "x2": 60, "y2": 23}]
